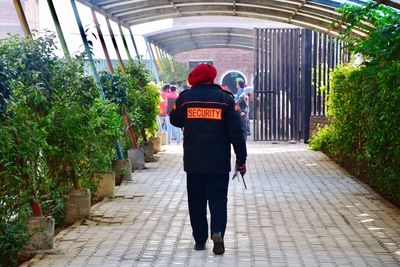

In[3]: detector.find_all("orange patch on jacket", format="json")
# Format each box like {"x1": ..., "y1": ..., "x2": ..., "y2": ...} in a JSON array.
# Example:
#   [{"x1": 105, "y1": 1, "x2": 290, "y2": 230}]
[{"x1": 187, "y1": 108, "x2": 222, "y2": 120}]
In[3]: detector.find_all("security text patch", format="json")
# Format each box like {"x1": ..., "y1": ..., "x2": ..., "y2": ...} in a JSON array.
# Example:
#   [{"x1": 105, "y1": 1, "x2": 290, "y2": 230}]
[{"x1": 187, "y1": 108, "x2": 222, "y2": 120}]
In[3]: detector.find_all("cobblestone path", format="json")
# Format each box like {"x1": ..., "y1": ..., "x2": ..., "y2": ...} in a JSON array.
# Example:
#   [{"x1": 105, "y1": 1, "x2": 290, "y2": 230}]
[{"x1": 22, "y1": 142, "x2": 400, "y2": 267}]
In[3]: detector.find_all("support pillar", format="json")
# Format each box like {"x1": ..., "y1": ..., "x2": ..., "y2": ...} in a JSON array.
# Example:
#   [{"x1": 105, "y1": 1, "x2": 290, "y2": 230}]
[
  {"x1": 70, "y1": 0, "x2": 104, "y2": 97},
  {"x1": 13, "y1": 0, "x2": 32, "y2": 38},
  {"x1": 145, "y1": 40, "x2": 160, "y2": 84},
  {"x1": 106, "y1": 18, "x2": 125, "y2": 73},
  {"x1": 47, "y1": 0, "x2": 70, "y2": 59},
  {"x1": 118, "y1": 24, "x2": 132, "y2": 61},
  {"x1": 129, "y1": 29, "x2": 141, "y2": 63}
]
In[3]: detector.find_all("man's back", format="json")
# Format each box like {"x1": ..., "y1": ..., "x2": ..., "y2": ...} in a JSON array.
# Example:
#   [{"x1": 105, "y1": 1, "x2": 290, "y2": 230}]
[{"x1": 170, "y1": 83, "x2": 246, "y2": 173}]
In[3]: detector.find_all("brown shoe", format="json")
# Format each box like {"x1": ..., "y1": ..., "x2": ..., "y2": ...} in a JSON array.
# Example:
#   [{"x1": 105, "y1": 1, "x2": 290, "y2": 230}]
[{"x1": 212, "y1": 232, "x2": 225, "y2": 255}]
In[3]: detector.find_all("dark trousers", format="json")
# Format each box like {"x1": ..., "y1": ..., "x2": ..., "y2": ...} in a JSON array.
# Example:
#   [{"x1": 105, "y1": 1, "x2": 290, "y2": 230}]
[{"x1": 186, "y1": 173, "x2": 229, "y2": 245}]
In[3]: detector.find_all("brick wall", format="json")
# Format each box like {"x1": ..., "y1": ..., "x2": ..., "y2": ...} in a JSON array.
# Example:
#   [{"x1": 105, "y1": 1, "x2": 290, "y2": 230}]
[{"x1": 174, "y1": 48, "x2": 254, "y2": 87}]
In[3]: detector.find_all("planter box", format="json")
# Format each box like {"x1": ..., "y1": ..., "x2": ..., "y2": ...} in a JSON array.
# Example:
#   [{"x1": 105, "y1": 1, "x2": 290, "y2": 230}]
[
  {"x1": 140, "y1": 141, "x2": 154, "y2": 162},
  {"x1": 95, "y1": 172, "x2": 115, "y2": 198},
  {"x1": 150, "y1": 136, "x2": 161, "y2": 154},
  {"x1": 25, "y1": 216, "x2": 55, "y2": 251},
  {"x1": 127, "y1": 148, "x2": 145, "y2": 170},
  {"x1": 112, "y1": 159, "x2": 132, "y2": 184},
  {"x1": 157, "y1": 131, "x2": 167, "y2": 146},
  {"x1": 65, "y1": 189, "x2": 91, "y2": 224}
]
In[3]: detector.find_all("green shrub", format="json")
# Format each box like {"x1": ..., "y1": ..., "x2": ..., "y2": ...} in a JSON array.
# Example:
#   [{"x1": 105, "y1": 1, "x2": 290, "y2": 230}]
[
  {"x1": 311, "y1": 1, "x2": 400, "y2": 206},
  {"x1": 310, "y1": 62, "x2": 400, "y2": 204},
  {"x1": 0, "y1": 33, "x2": 124, "y2": 263},
  {"x1": 0, "y1": 126, "x2": 31, "y2": 267},
  {"x1": 126, "y1": 81, "x2": 160, "y2": 143},
  {"x1": 337, "y1": 1, "x2": 400, "y2": 62}
]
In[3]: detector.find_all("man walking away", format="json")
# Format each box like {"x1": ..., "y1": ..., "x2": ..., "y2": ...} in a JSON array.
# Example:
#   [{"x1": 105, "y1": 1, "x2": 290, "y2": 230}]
[{"x1": 170, "y1": 64, "x2": 247, "y2": 255}]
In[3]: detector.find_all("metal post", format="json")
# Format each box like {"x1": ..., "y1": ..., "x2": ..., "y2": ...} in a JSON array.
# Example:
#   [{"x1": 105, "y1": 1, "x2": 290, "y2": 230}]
[
  {"x1": 47, "y1": 0, "x2": 70, "y2": 59},
  {"x1": 92, "y1": 13, "x2": 136, "y2": 154},
  {"x1": 70, "y1": 0, "x2": 104, "y2": 97},
  {"x1": 302, "y1": 29, "x2": 312, "y2": 143},
  {"x1": 13, "y1": 0, "x2": 32, "y2": 38},
  {"x1": 91, "y1": 11, "x2": 137, "y2": 152},
  {"x1": 106, "y1": 18, "x2": 126, "y2": 73},
  {"x1": 152, "y1": 44, "x2": 163, "y2": 72},
  {"x1": 91, "y1": 9, "x2": 114, "y2": 73},
  {"x1": 118, "y1": 24, "x2": 132, "y2": 61},
  {"x1": 145, "y1": 40, "x2": 160, "y2": 84},
  {"x1": 129, "y1": 29, "x2": 141, "y2": 63}
]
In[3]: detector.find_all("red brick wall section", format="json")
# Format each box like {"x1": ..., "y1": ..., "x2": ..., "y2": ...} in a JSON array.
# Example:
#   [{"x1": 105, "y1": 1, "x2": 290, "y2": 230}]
[
  {"x1": 309, "y1": 116, "x2": 329, "y2": 137},
  {"x1": 174, "y1": 48, "x2": 254, "y2": 86}
]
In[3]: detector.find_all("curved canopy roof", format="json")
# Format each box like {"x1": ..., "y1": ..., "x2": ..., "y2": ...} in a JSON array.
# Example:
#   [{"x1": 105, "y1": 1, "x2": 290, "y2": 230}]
[
  {"x1": 78, "y1": 0, "x2": 400, "y2": 54},
  {"x1": 143, "y1": 16, "x2": 299, "y2": 54},
  {"x1": 146, "y1": 27, "x2": 254, "y2": 54}
]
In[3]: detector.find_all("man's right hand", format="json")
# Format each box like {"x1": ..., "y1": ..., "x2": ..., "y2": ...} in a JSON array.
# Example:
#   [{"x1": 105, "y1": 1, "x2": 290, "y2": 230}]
[{"x1": 236, "y1": 161, "x2": 246, "y2": 176}]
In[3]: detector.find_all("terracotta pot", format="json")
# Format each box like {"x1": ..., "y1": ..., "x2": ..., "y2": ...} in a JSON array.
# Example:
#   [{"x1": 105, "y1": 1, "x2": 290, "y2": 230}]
[
  {"x1": 25, "y1": 216, "x2": 55, "y2": 251},
  {"x1": 65, "y1": 189, "x2": 91, "y2": 224},
  {"x1": 150, "y1": 136, "x2": 161, "y2": 153},
  {"x1": 156, "y1": 131, "x2": 167, "y2": 146},
  {"x1": 94, "y1": 172, "x2": 115, "y2": 197},
  {"x1": 127, "y1": 148, "x2": 145, "y2": 170},
  {"x1": 140, "y1": 141, "x2": 154, "y2": 162},
  {"x1": 112, "y1": 159, "x2": 132, "y2": 184}
]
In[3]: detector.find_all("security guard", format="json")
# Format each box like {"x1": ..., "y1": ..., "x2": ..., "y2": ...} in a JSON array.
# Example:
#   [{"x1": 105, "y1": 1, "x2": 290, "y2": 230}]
[{"x1": 170, "y1": 64, "x2": 247, "y2": 255}]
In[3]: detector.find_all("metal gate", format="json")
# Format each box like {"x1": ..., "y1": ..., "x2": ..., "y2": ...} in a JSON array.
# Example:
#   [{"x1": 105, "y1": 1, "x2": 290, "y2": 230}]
[
  {"x1": 253, "y1": 28, "x2": 348, "y2": 141},
  {"x1": 253, "y1": 28, "x2": 303, "y2": 141}
]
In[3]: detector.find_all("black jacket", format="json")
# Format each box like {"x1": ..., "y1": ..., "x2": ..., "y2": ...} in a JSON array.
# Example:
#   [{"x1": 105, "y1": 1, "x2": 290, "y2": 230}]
[{"x1": 170, "y1": 83, "x2": 247, "y2": 173}]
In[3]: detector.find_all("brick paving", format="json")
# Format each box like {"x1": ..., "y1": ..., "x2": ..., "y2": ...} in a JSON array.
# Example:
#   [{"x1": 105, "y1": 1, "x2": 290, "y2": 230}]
[{"x1": 23, "y1": 141, "x2": 400, "y2": 267}]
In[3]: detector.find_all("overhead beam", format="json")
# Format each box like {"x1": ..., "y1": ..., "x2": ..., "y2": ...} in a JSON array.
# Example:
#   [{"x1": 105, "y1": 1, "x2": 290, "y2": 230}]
[{"x1": 165, "y1": 43, "x2": 254, "y2": 55}]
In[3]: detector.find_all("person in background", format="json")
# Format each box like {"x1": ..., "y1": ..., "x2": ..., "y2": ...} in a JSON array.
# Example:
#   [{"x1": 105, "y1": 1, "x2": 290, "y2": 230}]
[
  {"x1": 170, "y1": 64, "x2": 247, "y2": 255},
  {"x1": 166, "y1": 85, "x2": 181, "y2": 144},
  {"x1": 159, "y1": 84, "x2": 170, "y2": 131},
  {"x1": 236, "y1": 79, "x2": 250, "y2": 138},
  {"x1": 235, "y1": 78, "x2": 245, "y2": 101}
]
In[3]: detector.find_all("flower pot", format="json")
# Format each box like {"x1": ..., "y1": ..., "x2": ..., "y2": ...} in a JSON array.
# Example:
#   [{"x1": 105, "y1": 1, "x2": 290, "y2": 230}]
[
  {"x1": 150, "y1": 136, "x2": 161, "y2": 153},
  {"x1": 140, "y1": 141, "x2": 154, "y2": 162},
  {"x1": 157, "y1": 131, "x2": 167, "y2": 146},
  {"x1": 65, "y1": 189, "x2": 91, "y2": 224},
  {"x1": 112, "y1": 159, "x2": 132, "y2": 184},
  {"x1": 127, "y1": 148, "x2": 145, "y2": 170},
  {"x1": 25, "y1": 216, "x2": 55, "y2": 251},
  {"x1": 95, "y1": 172, "x2": 115, "y2": 198}
]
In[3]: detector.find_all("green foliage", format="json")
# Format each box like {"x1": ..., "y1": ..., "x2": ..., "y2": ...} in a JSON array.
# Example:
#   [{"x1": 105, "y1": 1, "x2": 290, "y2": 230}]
[
  {"x1": 0, "y1": 55, "x2": 13, "y2": 119},
  {"x1": 310, "y1": 62, "x2": 400, "y2": 205},
  {"x1": 312, "y1": 2, "x2": 400, "y2": 205},
  {"x1": 0, "y1": 33, "x2": 123, "y2": 262},
  {"x1": 124, "y1": 60, "x2": 150, "y2": 88},
  {"x1": 0, "y1": 126, "x2": 31, "y2": 267},
  {"x1": 158, "y1": 58, "x2": 188, "y2": 83},
  {"x1": 126, "y1": 82, "x2": 161, "y2": 142},
  {"x1": 336, "y1": 1, "x2": 400, "y2": 62},
  {"x1": 109, "y1": 60, "x2": 160, "y2": 144},
  {"x1": 99, "y1": 71, "x2": 128, "y2": 105},
  {"x1": 88, "y1": 98, "x2": 122, "y2": 173}
]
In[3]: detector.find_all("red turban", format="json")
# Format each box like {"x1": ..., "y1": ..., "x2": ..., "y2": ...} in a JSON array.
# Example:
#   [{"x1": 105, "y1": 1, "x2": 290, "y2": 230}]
[{"x1": 188, "y1": 64, "x2": 217, "y2": 87}]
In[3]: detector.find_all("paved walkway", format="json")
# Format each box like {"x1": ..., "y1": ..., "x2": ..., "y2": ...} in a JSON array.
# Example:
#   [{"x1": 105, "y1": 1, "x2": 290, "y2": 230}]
[{"x1": 23, "y1": 141, "x2": 400, "y2": 267}]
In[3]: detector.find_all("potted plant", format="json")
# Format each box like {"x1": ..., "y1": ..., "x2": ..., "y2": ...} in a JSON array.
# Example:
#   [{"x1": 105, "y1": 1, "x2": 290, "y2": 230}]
[
  {"x1": 0, "y1": 35, "x2": 57, "y2": 262},
  {"x1": 126, "y1": 81, "x2": 161, "y2": 162}
]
